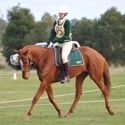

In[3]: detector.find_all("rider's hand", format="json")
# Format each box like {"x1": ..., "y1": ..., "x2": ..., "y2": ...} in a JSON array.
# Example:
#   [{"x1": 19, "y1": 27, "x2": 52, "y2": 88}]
[
  {"x1": 52, "y1": 42, "x2": 58, "y2": 47},
  {"x1": 47, "y1": 41, "x2": 53, "y2": 48}
]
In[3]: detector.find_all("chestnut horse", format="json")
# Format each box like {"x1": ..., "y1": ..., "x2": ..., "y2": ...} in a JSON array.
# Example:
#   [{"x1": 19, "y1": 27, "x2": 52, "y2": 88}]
[{"x1": 17, "y1": 45, "x2": 114, "y2": 119}]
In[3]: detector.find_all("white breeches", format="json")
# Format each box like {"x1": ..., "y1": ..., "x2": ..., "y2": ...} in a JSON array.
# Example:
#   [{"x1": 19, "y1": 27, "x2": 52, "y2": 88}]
[{"x1": 61, "y1": 41, "x2": 73, "y2": 64}]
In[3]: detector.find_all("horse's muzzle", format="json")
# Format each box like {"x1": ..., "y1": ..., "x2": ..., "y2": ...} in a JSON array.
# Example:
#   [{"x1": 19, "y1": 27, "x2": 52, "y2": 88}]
[{"x1": 22, "y1": 71, "x2": 30, "y2": 80}]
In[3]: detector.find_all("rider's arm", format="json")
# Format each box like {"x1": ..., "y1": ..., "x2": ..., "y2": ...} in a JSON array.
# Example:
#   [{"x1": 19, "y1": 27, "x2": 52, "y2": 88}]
[
  {"x1": 63, "y1": 19, "x2": 72, "y2": 41},
  {"x1": 49, "y1": 21, "x2": 56, "y2": 42}
]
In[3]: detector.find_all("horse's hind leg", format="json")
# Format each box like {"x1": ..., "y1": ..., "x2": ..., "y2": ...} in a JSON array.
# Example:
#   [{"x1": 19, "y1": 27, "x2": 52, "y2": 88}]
[
  {"x1": 66, "y1": 72, "x2": 88, "y2": 117},
  {"x1": 46, "y1": 85, "x2": 64, "y2": 118},
  {"x1": 93, "y1": 79, "x2": 114, "y2": 115}
]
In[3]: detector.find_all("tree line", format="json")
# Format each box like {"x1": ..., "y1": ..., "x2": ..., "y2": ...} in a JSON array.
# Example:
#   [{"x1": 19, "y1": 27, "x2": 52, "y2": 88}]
[{"x1": 1, "y1": 5, "x2": 125, "y2": 66}]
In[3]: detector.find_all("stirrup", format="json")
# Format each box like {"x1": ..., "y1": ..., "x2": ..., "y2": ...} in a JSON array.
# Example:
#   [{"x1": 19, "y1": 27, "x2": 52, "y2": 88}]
[{"x1": 60, "y1": 76, "x2": 70, "y2": 84}]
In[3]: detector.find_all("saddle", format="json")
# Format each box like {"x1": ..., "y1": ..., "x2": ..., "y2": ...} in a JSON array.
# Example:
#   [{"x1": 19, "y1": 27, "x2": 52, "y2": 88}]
[{"x1": 54, "y1": 46, "x2": 84, "y2": 67}]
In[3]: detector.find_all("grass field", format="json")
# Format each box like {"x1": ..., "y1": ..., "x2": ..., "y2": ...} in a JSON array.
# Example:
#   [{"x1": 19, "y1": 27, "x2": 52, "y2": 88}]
[{"x1": 0, "y1": 67, "x2": 125, "y2": 125}]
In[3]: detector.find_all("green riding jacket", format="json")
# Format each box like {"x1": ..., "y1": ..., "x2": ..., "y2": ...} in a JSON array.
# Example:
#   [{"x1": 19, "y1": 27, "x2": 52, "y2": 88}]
[{"x1": 49, "y1": 19, "x2": 72, "y2": 43}]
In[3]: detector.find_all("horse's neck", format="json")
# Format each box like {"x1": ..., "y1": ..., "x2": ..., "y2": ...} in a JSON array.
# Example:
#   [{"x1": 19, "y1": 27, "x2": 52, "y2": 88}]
[{"x1": 30, "y1": 47, "x2": 50, "y2": 65}]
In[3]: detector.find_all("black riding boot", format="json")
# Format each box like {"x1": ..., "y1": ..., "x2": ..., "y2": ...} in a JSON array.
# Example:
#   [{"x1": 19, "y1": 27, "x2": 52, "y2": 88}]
[
  {"x1": 59, "y1": 64, "x2": 65, "y2": 83},
  {"x1": 60, "y1": 62, "x2": 70, "y2": 83}
]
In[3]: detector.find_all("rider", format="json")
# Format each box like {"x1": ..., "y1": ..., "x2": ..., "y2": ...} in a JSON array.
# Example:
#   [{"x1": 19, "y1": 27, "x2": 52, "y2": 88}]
[{"x1": 48, "y1": 5, "x2": 72, "y2": 83}]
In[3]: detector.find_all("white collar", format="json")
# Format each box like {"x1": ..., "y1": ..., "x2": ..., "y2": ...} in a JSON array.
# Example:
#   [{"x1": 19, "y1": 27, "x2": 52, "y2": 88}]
[{"x1": 57, "y1": 16, "x2": 67, "y2": 25}]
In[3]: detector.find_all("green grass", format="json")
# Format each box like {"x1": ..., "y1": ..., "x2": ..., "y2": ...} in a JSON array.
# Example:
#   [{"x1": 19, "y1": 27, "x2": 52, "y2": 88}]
[{"x1": 0, "y1": 67, "x2": 125, "y2": 125}]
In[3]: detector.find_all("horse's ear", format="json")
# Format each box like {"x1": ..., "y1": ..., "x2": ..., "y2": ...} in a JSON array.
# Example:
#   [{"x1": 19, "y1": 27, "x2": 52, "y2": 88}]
[
  {"x1": 23, "y1": 49, "x2": 28, "y2": 55},
  {"x1": 17, "y1": 49, "x2": 28, "y2": 55}
]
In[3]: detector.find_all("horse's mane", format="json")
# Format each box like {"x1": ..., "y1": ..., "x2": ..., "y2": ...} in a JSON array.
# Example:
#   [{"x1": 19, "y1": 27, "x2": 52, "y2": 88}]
[{"x1": 20, "y1": 45, "x2": 49, "y2": 53}]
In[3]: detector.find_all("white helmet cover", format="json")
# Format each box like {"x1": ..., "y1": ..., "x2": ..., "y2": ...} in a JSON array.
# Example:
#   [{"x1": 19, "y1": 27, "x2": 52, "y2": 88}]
[
  {"x1": 10, "y1": 54, "x2": 19, "y2": 66},
  {"x1": 58, "y1": 5, "x2": 69, "y2": 13}
]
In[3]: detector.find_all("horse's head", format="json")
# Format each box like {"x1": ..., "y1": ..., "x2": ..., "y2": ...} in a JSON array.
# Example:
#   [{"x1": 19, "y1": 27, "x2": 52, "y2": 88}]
[{"x1": 18, "y1": 48, "x2": 32, "y2": 80}]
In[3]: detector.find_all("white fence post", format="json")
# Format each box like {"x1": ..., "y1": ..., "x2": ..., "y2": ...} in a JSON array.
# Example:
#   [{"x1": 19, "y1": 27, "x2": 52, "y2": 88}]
[{"x1": 13, "y1": 72, "x2": 17, "y2": 80}]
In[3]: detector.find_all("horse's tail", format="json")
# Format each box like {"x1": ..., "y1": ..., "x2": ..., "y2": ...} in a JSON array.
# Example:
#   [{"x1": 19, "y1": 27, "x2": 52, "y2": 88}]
[{"x1": 103, "y1": 61, "x2": 111, "y2": 94}]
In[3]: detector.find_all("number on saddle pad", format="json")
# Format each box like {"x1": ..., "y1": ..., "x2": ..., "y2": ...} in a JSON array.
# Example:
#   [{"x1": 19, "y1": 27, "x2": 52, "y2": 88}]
[{"x1": 69, "y1": 48, "x2": 84, "y2": 66}]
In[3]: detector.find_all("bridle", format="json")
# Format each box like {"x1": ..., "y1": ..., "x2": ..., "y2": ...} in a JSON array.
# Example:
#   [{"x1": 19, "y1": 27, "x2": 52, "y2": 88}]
[{"x1": 19, "y1": 57, "x2": 31, "y2": 72}]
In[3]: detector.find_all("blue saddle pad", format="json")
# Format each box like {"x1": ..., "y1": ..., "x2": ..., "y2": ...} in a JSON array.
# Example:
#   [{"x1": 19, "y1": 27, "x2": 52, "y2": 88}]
[{"x1": 69, "y1": 48, "x2": 84, "y2": 66}]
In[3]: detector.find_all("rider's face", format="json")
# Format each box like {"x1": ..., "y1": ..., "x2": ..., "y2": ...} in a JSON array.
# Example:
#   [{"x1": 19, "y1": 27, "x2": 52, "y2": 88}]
[{"x1": 58, "y1": 13, "x2": 65, "y2": 19}]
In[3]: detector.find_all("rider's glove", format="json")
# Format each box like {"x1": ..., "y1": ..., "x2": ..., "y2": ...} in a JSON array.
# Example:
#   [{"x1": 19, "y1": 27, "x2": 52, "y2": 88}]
[
  {"x1": 52, "y1": 42, "x2": 58, "y2": 47},
  {"x1": 47, "y1": 41, "x2": 53, "y2": 48}
]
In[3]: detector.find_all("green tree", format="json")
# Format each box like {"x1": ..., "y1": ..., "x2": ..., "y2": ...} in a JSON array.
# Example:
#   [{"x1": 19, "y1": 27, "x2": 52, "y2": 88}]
[
  {"x1": 72, "y1": 18, "x2": 93, "y2": 45},
  {"x1": 0, "y1": 18, "x2": 6, "y2": 46},
  {"x1": 92, "y1": 7, "x2": 125, "y2": 64},
  {"x1": 25, "y1": 12, "x2": 54, "y2": 44},
  {"x1": 2, "y1": 5, "x2": 35, "y2": 63}
]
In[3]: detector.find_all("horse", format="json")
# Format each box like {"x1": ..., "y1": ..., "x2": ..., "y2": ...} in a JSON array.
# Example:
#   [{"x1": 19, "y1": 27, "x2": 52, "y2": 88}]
[{"x1": 17, "y1": 44, "x2": 114, "y2": 119}]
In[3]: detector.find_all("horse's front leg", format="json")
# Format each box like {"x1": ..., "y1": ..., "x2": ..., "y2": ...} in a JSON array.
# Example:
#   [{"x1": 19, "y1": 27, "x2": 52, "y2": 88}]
[
  {"x1": 25, "y1": 80, "x2": 48, "y2": 120},
  {"x1": 46, "y1": 85, "x2": 64, "y2": 118},
  {"x1": 66, "y1": 72, "x2": 88, "y2": 117}
]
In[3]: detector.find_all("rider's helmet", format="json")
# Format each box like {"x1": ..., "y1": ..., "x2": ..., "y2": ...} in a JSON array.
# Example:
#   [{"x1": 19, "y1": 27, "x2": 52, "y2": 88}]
[
  {"x1": 58, "y1": 5, "x2": 69, "y2": 14},
  {"x1": 10, "y1": 54, "x2": 19, "y2": 66}
]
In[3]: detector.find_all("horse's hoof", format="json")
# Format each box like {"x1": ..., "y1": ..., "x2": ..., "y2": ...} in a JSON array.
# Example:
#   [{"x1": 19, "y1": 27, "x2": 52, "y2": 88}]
[
  {"x1": 58, "y1": 112, "x2": 64, "y2": 118},
  {"x1": 24, "y1": 114, "x2": 32, "y2": 120},
  {"x1": 109, "y1": 111, "x2": 114, "y2": 115},
  {"x1": 65, "y1": 113, "x2": 71, "y2": 118},
  {"x1": 59, "y1": 115, "x2": 64, "y2": 118}
]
